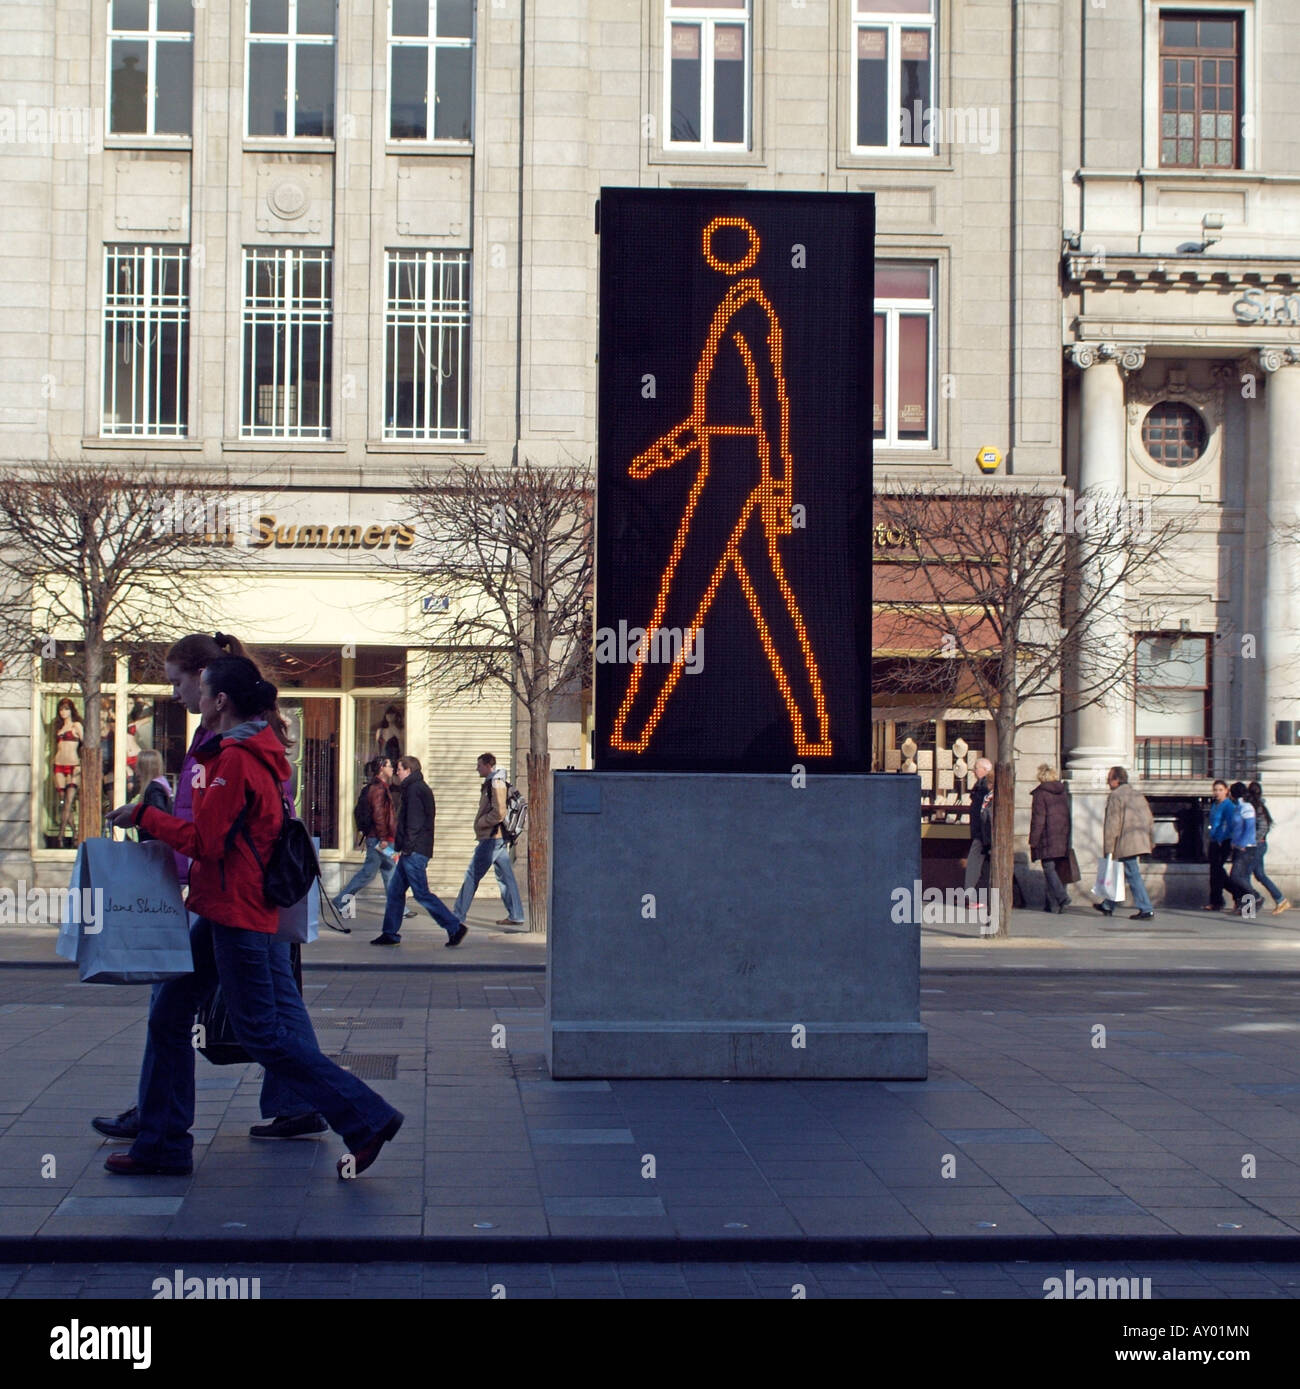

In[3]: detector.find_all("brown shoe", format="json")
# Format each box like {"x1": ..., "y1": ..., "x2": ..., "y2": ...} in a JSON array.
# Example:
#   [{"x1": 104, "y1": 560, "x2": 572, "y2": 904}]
[
  {"x1": 338, "y1": 1112, "x2": 403, "y2": 1179},
  {"x1": 1272, "y1": 898, "x2": 1292, "y2": 915},
  {"x1": 105, "y1": 1152, "x2": 192, "y2": 1177}
]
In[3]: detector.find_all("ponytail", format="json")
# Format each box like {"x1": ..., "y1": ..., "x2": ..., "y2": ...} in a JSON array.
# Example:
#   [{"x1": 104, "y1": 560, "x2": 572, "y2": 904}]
[
  {"x1": 204, "y1": 656, "x2": 281, "y2": 721},
  {"x1": 167, "y1": 631, "x2": 293, "y2": 749}
]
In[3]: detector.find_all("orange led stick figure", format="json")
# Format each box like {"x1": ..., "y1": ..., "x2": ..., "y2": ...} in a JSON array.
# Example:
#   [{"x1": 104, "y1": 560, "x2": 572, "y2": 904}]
[{"x1": 610, "y1": 216, "x2": 832, "y2": 757}]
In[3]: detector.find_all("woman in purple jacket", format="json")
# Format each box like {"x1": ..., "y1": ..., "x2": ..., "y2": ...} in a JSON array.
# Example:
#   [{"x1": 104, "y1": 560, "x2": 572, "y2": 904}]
[{"x1": 90, "y1": 633, "x2": 325, "y2": 1144}]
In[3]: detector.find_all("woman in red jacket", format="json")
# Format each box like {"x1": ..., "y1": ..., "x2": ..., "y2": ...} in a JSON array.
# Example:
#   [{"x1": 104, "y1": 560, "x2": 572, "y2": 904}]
[
  {"x1": 91, "y1": 631, "x2": 325, "y2": 1146},
  {"x1": 107, "y1": 655, "x2": 402, "y2": 1178}
]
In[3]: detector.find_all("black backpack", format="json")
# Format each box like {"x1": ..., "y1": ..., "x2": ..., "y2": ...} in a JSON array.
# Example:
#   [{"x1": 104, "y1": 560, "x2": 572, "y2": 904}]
[
  {"x1": 353, "y1": 783, "x2": 376, "y2": 836},
  {"x1": 225, "y1": 763, "x2": 321, "y2": 908}
]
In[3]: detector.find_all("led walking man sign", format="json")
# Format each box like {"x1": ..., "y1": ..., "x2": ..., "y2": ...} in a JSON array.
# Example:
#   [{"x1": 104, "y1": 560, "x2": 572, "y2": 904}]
[{"x1": 595, "y1": 189, "x2": 874, "y2": 774}]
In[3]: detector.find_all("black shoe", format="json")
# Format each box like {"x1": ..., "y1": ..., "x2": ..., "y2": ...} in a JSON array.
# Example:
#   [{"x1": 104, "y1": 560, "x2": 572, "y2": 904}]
[
  {"x1": 370, "y1": 934, "x2": 400, "y2": 945},
  {"x1": 1092, "y1": 902, "x2": 1113, "y2": 916},
  {"x1": 91, "y1": 1105, "x2": 140, "y2": 1140},
  {"x1": 250, "y1": 1112, "x2": 329, "y2": 1139},
  {"x1": 445, "y1": 923, "x2": 468, "y2": 948},
  {"x1": 1130, "y1": 910, "x2": 1155, "y2": 920}
]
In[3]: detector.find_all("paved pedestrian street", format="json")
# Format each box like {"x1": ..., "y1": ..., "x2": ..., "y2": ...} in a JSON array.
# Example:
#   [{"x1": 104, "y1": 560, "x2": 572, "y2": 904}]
[
  {"x1": 3, "y1": 944, "x2": 1300, "y2": 1256},
  {"x1": 2, "y1": 1258, "x2": 1298, "y2": 1300}
]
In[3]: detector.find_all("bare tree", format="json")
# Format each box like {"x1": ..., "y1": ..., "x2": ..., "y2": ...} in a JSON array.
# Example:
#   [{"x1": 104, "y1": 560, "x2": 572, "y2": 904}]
[
  {"x1": 873, "y1": 479, "x2": 1198, "y2": 937},
  {"x1": 0, "y1": 463, "x2": 253, "y2": 844},
  {"x1": 396, "y1": 461, "x2": 594, "y2": 934}
]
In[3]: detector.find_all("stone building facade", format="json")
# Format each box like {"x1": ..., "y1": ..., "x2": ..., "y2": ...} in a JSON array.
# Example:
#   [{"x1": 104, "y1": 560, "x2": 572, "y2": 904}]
[{"x1": 0, "y1": 1, "x2": 1292, "y2": 907}]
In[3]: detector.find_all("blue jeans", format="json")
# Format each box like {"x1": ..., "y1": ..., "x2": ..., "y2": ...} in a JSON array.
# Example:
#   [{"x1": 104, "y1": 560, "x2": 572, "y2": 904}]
[
  {"x1": 1229, "y1": 846, "x2": 1265, "y2": 907},
  {"x1": 380, "y1": 852, "x2": 460, "y2": 939},
  {"x1": 452, "y1": 836, "x2": 525, "y2": 923},
  {"x1": 334, "y1": 838, "x2": 395, "y2": 907},
  {"x1": 208, "y1": 922, "x2": 399, "y2": 1151},
  {"x1": 136, "y1": 922, "x2": 312, "y2": 1138},
  {"x1": 1252, "y1": 843, "x2": 1284, "y2": 904},
  {"x1": 1104, "y1": 856, "x2": 1153, "y2": 913}
]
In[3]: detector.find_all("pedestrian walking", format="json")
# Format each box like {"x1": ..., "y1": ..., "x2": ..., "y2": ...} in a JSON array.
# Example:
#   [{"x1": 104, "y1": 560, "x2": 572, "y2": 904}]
[
  {"x1": 1094, "y1": 766, "x2": 1156, "y2": 920},
  {"x1": 1247, "y1": 781, "x2": 1290, "y2": 915},
  {"x1": 450, "y1": 753, "x2": 526, "y2": 928},
  {"x1": 333, "y1": 756, "x2": 398, "y2": 913},
  {"x1": 963, "y1": 758, "x2": 993, "y2": 891},
  {"x1": 1203, "y1": 779, "x2": 1234, "y2": 911},
  {"x1": 373, "y1": 756, "x2": 465, "y2": 947},
  {"x1": 1029, "y1": 764, "x2": 1077, "y2": 913},
  {"x1": 92, "y1": 632, "x2": 325, "y2": 1147},
  {"x1": 107, "y1": 655, "x2": 402, "y2": 1177},
  {"x1": 1226, "y1": 781, "x2": 1265, "y2": 916}
]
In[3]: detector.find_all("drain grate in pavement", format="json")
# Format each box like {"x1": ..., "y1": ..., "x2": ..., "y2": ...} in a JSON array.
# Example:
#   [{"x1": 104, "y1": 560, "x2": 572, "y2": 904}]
[
  {"x1": 313, "y1": 1017, "x2": 406, "y2": 1030},
  {"x1": 326, "y1": 1053, "x2": 399, "y2": 1079}
]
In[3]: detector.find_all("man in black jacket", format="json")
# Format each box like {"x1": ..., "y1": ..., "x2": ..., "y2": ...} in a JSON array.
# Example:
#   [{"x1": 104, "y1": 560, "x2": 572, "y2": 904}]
[{"x1": 373, "y1": 757, "x2": 467, "y2": 947}]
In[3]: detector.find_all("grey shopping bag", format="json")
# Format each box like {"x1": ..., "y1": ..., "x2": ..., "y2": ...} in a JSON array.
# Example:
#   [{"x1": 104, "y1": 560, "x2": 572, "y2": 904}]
[
  {"x1": 68, "y1": 838, "x2": 192, "y2": 983},
  {"x1": 55, "y1": 843, "x2": 87, "y2": 962},
  {"x1": 276, "y1": 838, "x2": 320, "y2": 944}
]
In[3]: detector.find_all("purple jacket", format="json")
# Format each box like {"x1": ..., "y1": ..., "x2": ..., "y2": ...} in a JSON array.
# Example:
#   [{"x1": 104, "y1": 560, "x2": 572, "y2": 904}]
[{"x1": 173, "y1": 725, "x2": 219, "y2": 883}]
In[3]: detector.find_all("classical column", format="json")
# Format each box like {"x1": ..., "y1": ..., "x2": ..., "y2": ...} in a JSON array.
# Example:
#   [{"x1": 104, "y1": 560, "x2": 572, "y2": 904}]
[
  {"x1": 1065, "y1": 343, "x2": 1146, "y2": 779},
  {"x1": 1255, "y1": 347, "x2": 1300, "y2": 780}
]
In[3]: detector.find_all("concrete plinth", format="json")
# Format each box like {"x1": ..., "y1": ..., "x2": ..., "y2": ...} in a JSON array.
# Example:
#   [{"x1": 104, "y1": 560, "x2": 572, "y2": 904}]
[{"x1": 547, "y1": 772, "x2": 927, "y2": 1079}]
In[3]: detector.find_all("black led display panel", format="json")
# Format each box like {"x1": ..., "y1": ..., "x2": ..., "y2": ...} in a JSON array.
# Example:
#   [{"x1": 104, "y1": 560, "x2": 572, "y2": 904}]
[{"x1": 595, "y1": 187, "x2": 874, "y2": 774}]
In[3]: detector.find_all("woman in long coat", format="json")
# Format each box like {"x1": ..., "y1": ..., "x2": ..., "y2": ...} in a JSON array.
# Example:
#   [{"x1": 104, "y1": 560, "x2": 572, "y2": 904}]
[{"x1": 1029, "y1": 764, "x2": 1076, "y2": 913}]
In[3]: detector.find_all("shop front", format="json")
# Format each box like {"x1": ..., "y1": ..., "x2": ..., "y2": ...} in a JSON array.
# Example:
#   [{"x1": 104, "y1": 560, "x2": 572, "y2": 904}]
[{"x1": 25, "y1": 492, "x2": 512, "y2": 899}]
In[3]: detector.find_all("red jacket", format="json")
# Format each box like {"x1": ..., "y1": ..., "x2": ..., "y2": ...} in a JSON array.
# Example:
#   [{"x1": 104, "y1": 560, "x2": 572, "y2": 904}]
[{"x1": 134, "y1": 724, "x2": 291, "y2": 934}]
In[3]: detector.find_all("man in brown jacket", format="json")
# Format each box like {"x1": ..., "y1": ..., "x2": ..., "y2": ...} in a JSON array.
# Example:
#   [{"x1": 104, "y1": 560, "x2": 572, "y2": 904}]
[
  {"x1": 450, "y1": 753, "x2": 526, "y2": 927},
  {"x1": 1096, "y1": 765, "x2": 1156, "y2": 920}
]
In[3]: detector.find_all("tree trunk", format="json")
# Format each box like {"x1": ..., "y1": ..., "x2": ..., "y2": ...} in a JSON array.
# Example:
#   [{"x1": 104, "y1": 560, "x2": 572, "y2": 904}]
[
  {"x1": 990, "y1": 754, "x2": 1016, "y2": 938},
  {"x1": 525, "y1": 750, "x2": 550, "y2": 934},
  {"x1": 79, "y1": 633, "x2": 106, "y2": 845}
]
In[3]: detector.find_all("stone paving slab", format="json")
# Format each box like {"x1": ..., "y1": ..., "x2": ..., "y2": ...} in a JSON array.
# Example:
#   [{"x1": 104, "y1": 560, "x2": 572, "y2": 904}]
[{"x1": 0, "y1": 964, "x2": 1299, "y2": 1257}]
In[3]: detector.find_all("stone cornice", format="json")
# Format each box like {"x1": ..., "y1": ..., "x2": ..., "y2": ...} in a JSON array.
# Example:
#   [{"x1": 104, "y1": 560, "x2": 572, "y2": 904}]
[{"x1": 1064, "y1": 254, "x2": 1300, "y2": 292}]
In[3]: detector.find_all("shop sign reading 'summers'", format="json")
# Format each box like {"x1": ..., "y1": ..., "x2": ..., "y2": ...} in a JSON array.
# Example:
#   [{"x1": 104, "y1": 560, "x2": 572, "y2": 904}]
[
  {"x1": 249, "y1": 515, "x2": 415, "y2": 550},
  {"x1": 158, "y1": 497, "x2": 416, "y2": 551}
]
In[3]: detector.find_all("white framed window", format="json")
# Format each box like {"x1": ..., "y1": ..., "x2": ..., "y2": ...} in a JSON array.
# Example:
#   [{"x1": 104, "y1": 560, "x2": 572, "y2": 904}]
[
  {"x1": 852, "y1": 0, "x2": 937, "y2": 155},
  {"x1": 388, "y1": 0, "x2": 474, "y2": 142},
  {"x1": 384, "y1": 250, "x2": 471, "y2": 441},
  {"x1": 874, "y1": 262, "x2": 936, "y2": 449},
  {"x1": 241, "y1": 248, "x2": 333, "y2": 439},
  {"x1": 101, "y1": 245, "x2": 189, "y2": 437},
  {"x1": 246, "y1": 0, "x2": 336, "y2": 139},
  {"x1": 665, "y1": 0, "x2": 751, "y2": 150},
  {"x1": 107, "y1": 0, "x2": 194, "y2": 137}
]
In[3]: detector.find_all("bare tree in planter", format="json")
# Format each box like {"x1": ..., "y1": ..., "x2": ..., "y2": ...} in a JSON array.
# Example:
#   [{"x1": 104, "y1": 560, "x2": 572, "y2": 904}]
[
  {"x1": 397, "y1": 461, "x2": 594, "y2": 934},
  {"x1": 873, "y1": 479, "x2": 1197, "y2": 938},
  {"x1": 0, "y1": 463, "x2": 253, "y2": 846}
]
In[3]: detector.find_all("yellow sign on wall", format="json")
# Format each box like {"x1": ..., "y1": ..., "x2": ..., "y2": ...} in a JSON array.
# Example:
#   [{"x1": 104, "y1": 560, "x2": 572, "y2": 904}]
[{"x1": 975, "y1": 446, "x2": 1002, "y2": 473}]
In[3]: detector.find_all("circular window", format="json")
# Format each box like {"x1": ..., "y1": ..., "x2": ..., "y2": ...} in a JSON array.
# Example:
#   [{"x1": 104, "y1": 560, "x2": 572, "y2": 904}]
[{"x1": 1141, "y1": 401, "x2": 1207, "y2": 467}]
